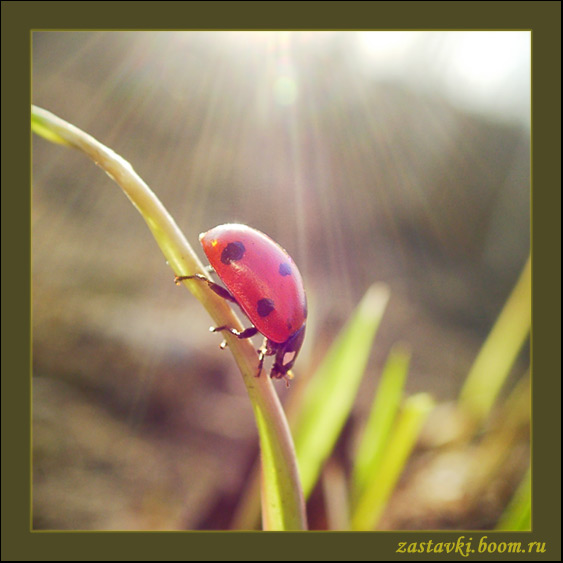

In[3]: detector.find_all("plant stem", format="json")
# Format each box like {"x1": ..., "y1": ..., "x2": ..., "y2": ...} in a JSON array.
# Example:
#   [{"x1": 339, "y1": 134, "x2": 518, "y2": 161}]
[{"x1": 31, "y1": 105, "x2": 307, "y2": 530}]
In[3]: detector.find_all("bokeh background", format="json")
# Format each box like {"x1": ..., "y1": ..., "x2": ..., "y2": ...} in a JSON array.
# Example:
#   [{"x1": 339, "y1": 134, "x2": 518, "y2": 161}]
[{"x1": 32, "y1": 31, "x2": 530, "y2": 530}]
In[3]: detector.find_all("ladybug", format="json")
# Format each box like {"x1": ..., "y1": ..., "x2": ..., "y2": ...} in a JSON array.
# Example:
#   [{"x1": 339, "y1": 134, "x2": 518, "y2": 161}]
[{"x1": 175, "y1": 224, "x2": 307, "y2": 381}]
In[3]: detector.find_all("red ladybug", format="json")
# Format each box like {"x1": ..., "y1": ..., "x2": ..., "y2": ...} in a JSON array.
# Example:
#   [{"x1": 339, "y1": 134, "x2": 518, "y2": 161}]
[{"x1": 175, "y1": 224, "x2": 307, "y2": 381}]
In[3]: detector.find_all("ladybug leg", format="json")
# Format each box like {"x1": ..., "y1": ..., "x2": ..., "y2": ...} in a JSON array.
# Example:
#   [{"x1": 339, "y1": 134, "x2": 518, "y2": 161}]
[
  {"x1": 211, "y1": 325, "x2": 259, "y2": 340},
  {"x1": 174, "y1": 273, "x2": 237, "y2": 303},
  {"x1": 255, "y1": 339, "x2": 270, "y2": 378},
  {"x1": 211, "y1": 325, "x2": 259, "y2": 351},
  {"x1": 176, "y1": 273, "x2": 262, "y2": 356},
  {"x1": 255, "y1": 338, "x2": 281, "y2": 378}
]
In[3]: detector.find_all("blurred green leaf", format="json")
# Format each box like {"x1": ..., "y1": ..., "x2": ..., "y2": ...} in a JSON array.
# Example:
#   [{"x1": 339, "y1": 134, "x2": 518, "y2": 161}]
[
  {"x1": 292, "y1": 283, "x2": 390, "y2": 499},
  {"x1": 352, "y1": 343, "x2": 411, "y2": 501},
  {"x1": 496, "y1": 466, "x2": 531, "y2": 531},
  {"x1": 459, "y1": 256, "x2": 531, "y2": 424},
  {"x1": 351, "y1": 393, "x2": 434, "y2": 530}
]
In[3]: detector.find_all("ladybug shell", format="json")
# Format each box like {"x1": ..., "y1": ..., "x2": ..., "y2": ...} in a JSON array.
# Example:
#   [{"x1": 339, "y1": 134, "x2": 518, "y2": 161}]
[{"x1": 200, "y1": 224, "x2": 307, "y2": 344}]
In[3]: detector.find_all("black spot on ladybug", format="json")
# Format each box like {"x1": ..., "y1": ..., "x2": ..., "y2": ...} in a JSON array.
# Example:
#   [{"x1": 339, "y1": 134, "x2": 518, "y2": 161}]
[
  {"x1": 221, "y1": 241, "x2": 245, "y2": 265},
  {"x1": 279, "y1": 262, "x2": 292, "y2": 276},
  {"x1": 257, "y1": 298, "x2": 275, "y2": 317}
]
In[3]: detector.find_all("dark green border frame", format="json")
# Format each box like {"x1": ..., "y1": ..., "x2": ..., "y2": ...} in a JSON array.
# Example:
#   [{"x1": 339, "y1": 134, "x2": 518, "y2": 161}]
[{"x1": 2, "y1": 1, "x2": 560, "y2": 560}]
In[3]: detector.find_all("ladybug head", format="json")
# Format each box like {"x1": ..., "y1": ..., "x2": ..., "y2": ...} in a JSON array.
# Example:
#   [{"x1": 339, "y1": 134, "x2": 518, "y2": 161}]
[{"x1": 270, "y1": 325, "x2": 306, "y2": 379}]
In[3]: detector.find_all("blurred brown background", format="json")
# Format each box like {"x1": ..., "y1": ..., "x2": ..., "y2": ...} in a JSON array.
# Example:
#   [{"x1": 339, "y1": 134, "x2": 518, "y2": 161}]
[{"x1": 32, "y1": 31, "x2": 530, "y2": 530}]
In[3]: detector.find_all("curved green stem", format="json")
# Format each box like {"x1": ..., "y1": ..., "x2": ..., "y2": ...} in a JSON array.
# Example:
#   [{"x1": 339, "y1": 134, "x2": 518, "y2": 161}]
[{"x1": 31, "y1": 105, "x2": 307, "y2": 530}]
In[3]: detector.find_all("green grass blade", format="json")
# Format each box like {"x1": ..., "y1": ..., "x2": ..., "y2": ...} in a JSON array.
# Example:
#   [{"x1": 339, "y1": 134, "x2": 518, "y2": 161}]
[
  {"x1": 352, "y1": 344, "x2": 411, "y2": 501},
  {"x1": 31, "y1": 105, "x2": 306, "y2": 530},
  {"x1": 351, "y1": 393, "x2": 434, "y2": 530},
  {"x1": 252, "y1": 398, "x2": 306, "y2": 530},
  {"x1": 32, "y1": 110, "x2": 73, "y2": 146},
  {"x1": 459, "y1": 256, "x2": 531, "y2": 424},
  {"x1": 292, "y1": 283, "x2": 390, "y2": 499},
  {"x1": 495, "y1": 466, "x2": 531, "y2": 531}
]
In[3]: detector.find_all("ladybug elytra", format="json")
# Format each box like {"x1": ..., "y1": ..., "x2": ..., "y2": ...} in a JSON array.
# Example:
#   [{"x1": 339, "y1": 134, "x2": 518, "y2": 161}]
[{"x1": 176, "y1": 224, "x2": 307, "y2": 381}]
